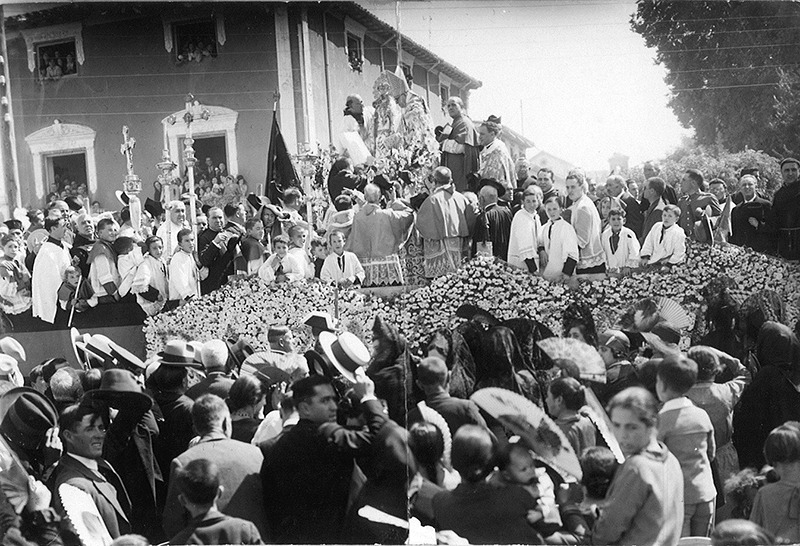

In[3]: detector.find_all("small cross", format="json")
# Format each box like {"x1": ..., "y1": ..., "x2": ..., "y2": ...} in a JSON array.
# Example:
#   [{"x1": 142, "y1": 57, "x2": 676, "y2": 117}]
[{"x1": 120, "y1": 126, "x2": 136, "y2": 175}]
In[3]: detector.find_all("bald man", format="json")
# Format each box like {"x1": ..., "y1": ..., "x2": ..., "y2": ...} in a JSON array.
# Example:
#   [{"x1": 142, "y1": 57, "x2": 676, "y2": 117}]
[
  {"x1": 416, "y1": 167, "x2": 478, "y2": 278},
  {"x1": 347, "y1": 182, "x2": 414, "y2": 286},
  {"x1": 474, "y1": 180, "x2": 513, "y2": 260},
  {"x1": 71, "y1": 212, "x2": 96, "y2": 277}
]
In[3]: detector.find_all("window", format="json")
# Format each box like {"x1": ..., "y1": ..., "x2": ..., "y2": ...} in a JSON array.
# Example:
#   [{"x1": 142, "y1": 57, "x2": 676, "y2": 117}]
[
  {"x1": 48, "y1": 152, "x2": 87, "y2": 200},
  {"x1": 36, "y1": 39, "x2": 78, "y2": 81},
  {"x1": 186, "y1": 135, "x2": 227, "y2": 179},
  {"x1": 163, "y1": 105, "x2": 240, "y2": 178},
  {"x1": 346, "y1": 32, "x2": 363, "y2": 73},
  {"x1": 173, "y1": 19, "x2": 218, "y2": 65},
  {"x1": 440, "y1": 85, "x2": 449, "y2": 109}
]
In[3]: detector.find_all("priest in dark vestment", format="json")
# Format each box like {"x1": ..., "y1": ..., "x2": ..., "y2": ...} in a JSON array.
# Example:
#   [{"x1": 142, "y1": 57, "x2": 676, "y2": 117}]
[
  {"x1": 729, "y1": 174, "x2": 777, "y2": 255},
  {"x1": 436, "y1": 97, "x2": 480, "y2": 193},
  {"x1": 773, "y1": 157, "x2": 800, "y2": 260},
  {"x1": 475, "y1": 179, "x2": 513, "y2": 261}
]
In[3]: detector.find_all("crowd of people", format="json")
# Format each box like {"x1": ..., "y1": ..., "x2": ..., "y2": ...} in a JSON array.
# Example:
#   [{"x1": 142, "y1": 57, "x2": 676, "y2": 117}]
[{"x1": 0, "y1": 274, "x2": 799, "y2": 545}]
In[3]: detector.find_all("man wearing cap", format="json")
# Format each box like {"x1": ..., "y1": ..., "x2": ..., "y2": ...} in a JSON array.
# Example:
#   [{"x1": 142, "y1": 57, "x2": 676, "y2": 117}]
[
  {"x1": 185, "y1": 340, "x2": 235, "y2": 400},
  {"x1": 407, "y1": 356, "x2": 486, "y2": 435},
  {"x1": 474, "y1": 179, "x2": 513, "y2": 260},
  {"x1": 85, "y1": 369, "x2": 162, "y2": 541},
  {"x1": 163, "y1": 394, "x2": 269, "y2": 540},
  {"x1": 52, "y1": 403, "x2": 132, "y2": 539},
  {"x1": 416, "y1": 167, "x2": 478, "y2": 279},
  {"x1": 156, "y1": 200, "x2": 187, "y2": 260},
  {"x1": 241, "y1": 326, "x2": 308, "y2": 382},
  {"x1": 70, "y1": 213, "x2": 95, "y2": 278},
  {"x1": 0, "y1": 389, "x2": 61, "y2": 545},
  {"x1": 678, "y1": 169, "x2": 721, "y2": 243},
  {"x1": 261, "y1": 372, "x2": 386, "y2": 543},
  {"x1": 772, "y1": 157, "x2": 800, "y2": 260},
  {"x1": 32, "y1": 216, "x2": 72, "y2": 326},
  {"x1": 346, "y1": 183, "x2": 414, "y2": 286}
]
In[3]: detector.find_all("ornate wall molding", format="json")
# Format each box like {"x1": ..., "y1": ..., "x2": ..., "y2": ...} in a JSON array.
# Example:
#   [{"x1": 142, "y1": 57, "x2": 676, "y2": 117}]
[
  {"x1": 24, "y1": 120, "x2": 97, "y2": 199},
  {"x1": 162, "y1": 105, "x2": 239, "y2": 175},
  {"x1": 21, "y1": 23, "x2": 84, "y2": 73}
]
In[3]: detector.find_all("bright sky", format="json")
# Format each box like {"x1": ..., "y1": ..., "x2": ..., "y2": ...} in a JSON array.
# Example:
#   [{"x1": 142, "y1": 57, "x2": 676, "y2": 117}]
[{"x1": 362, "y1": 0, "x2": 692, "y2": 171}]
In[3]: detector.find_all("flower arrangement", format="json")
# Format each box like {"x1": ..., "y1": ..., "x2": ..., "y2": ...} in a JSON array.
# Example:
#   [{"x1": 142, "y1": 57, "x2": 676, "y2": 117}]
[{"x1": 144, "y1": 241, "x2": 800, "y2": 356}]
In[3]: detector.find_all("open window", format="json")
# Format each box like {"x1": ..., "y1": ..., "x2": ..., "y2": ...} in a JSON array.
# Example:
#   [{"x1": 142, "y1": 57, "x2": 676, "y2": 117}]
[
  {"x1": 173, "y1": 19, "x2": 218, "y2": 65},
  {"x1": 21, "y1": 23, "x2": 85, "y2": 79},
  {"x1": 344, "y1": 17, "x2": 366, "y2": 74},
  {"x1": 163, "y1": 105, "x2": 239, "y2": 177}
]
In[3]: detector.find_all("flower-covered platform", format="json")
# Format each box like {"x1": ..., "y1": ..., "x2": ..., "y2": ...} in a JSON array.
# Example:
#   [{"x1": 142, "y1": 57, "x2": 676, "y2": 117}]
[{"x1": 144, "y1": 242, "x2": 800, "y2": 356}]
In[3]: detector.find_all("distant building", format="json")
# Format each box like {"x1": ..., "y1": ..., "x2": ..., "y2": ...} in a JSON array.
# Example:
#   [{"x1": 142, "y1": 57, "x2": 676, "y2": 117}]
[
  {"x1": 528, "y1": 148, "x2": 575, "y2": 194},
  {"x1": 2, "y1": 2, "x2": 481, "y2": 213}
]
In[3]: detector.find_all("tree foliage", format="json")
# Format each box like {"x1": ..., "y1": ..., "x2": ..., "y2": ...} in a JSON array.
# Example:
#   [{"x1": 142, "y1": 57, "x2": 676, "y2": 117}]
[{"x1": 631, "y1": 1, "x2": 800, "y2": 156}]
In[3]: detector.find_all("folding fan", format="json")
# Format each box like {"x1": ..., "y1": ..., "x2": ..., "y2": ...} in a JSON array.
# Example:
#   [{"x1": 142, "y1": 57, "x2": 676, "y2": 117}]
[
  {"x1": 657, "y1": 297, "x2": 693, "y2": 330},
  {"x1": 583, "y1": 388, "x2": 625, "y2": 463},
  {"x1": 536, "y1": 338, "x2": 606, "y2": 384},
  {"x1": 471, "y1": 387, "x2": 582, "y2": 481},
  {"x1": 59, "y1": 483, "x2": 113, "y2": 546},
  {"x1": 417, "y1": 402, "x2": 452, "y2": 468}
]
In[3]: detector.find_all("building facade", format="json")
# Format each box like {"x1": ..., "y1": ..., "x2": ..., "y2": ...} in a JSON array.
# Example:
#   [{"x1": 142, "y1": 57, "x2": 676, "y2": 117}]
[{"x1": 3, "y1": 2, "x2": 480, "y2": 213}]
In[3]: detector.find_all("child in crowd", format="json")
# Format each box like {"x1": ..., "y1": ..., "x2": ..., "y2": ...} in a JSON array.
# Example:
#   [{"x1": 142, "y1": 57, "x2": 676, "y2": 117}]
[
  {"x1": 546, "y1": 377, "x2": 596, "y2": 456},
  {"x1": 539, "y1": 196, "x2": 579, "y2": 283},
  {"x1": 507, "y1": 185, "x2": 544, "y2": 273},
  {"x1": 560, "y1": 446, "x2": 620, "y2": 543},
  {"x1": 136, "y1": 236, "x2": 168, "y2": 316},
  {"x1": 720, "y1": 467, "x2": 776, "y2": 521},
  {"x1": 593, "y1": 387, "x2": 683, "y2": 545},
  {"x1": 310, "y1": 237, "x2": 328, "y2": 279},
  {"x1": 749, "y1": 422, "x2": 800, "y2": 543},
  {"x1": 686, "y1": 346, "x2": 751, "y2": 487},
  {"x1": 169, "y1": 228, "x2": 202, "y2": 305},
  {"x1": 258, "y1": 235, "x2": 304, "y2": 284},
  {"x1": 594, "y1": 329, "x2": 638, "y2": 406},
  {"x1": 491, "y1": 442, "x2": 562, "y2": 538},
  {"x1": 711, "y1": 519, "x2": 776, "y2": 546},
  {"x1": 656, "y1": 354, "x2": 717, "y2": 537},
  {"x1": 287, "y1": 224, "x2": 313, "y2": 279},
  {"x1": 169, "y1": 458, "x2": 263, "y2": 545},
  {"x1": 238, "y1": 218, "x2": 266, "y2": 275},
  {"x1": 601, "y1": 208, "x2": 641, "y2": 273},
  {"x1": 57, "y1": 265, "x2": 94, "y2": 313},
  {"x1": 320, "y1": 230, "x2": 364, "y2": 288},
  {"x1": 640, "y1": 203, "x2": 686, "y2": 266},
  {"x1": 0, "y1": 234, "x2": 32, "y2": 316}
]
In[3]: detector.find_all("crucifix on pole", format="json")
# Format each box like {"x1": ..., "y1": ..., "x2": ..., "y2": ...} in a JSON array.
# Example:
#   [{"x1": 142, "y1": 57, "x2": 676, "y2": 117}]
[
  {"x1": 167, "y1": 94, "x2": 210, "y2": 242},
  {"x1": 120, "y1": 125, "x2": 142, "y2": 231}
]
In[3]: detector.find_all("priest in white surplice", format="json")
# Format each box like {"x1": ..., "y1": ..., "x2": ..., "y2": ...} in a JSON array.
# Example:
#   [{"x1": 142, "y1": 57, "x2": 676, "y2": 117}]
[{"x1": 32, "y1": 216, "x2": 72, "y2": 324}]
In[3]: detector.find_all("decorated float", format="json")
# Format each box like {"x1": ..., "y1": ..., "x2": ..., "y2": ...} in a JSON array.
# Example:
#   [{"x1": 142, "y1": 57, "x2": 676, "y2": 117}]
[{"x1": 145, "y1": 241, "x2": 800, "y2": 356}]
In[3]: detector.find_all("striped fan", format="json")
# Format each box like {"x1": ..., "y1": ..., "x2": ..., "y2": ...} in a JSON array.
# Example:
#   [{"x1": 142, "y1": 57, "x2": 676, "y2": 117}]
[
  {"x1": 583, "y1": 388, "x2": 625, "y2": 463},
  {"x1": 417, "y1": 402, "x2": 452, "y2": 468},
  {"x1": 471, "y1": 387, "x2": 582, "y2": 481},
  {"x1": 657, "y1": 297, "x2": 693, "y2": 330},
  {"x1": 536, "y1": 338, "x2": 606, "y2": 384}
]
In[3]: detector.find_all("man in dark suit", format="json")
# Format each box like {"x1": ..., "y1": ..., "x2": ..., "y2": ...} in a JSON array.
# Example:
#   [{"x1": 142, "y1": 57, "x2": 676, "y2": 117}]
[
  {"x1": 162, "y1": 394, "x2": 268, "y2": 540},
  {"x1": 535, "y1": 167, "x2": 563, "y2": 224},
  {"x1": 198, "y1": 205, "x2": 242, "y2": 294},
  {"x1": 406, "y1": 356, "x2": 486, "y2": 435},
  {"x1": 730, "y1": 174, "x2": 777, "y2": 254},
  {"x1": 475, "y1": 179, "x2": 513, "y2": 260},
  {"x1": 678, "y1": 169, "x2": 721, "y2": 242},
  {"x1": 606, "y1": 174, "x2": 644, "y2": 239},
  {"x1": 260, "y1": 372, "x2": 387, "y2": 544},
  {"x1": 52, "y1": 404, "x2": 132, "y2": 539}
]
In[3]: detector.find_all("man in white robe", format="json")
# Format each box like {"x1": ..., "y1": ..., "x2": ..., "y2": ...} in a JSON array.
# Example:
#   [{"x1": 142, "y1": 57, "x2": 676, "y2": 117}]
[
  {"x1": 156, "y1": 200, "x2": 187, "y2": 260},
  {"x1": 32, "y1": 216, "x2": 72, "y2": 324}
]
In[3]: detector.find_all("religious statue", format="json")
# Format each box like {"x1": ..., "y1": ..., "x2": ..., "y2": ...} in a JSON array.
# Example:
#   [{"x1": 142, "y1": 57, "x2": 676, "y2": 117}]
[{"x1": 371, "y1": 71, "x2": 404, "y2": 160}]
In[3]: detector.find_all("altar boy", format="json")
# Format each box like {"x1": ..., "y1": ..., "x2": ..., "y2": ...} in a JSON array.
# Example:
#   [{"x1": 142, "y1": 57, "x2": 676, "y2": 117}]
[
  {"x1": 601, "y1": 208, "x2": 641, "y2": 272},
  {"x1": 320, "y1": 230, "x2": 364, "y2": 288}
]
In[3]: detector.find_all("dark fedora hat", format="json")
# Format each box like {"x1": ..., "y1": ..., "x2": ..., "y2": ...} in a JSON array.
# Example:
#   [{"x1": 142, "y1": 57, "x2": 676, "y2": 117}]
[
  {"x1": 64, "y1": 195, "x2": 84, "y2": 213},
  {"x1": 82, "y1": 369, "x2": 152, "y2": 413},
  {"x1": 478, "y1": 177, "x2": 506, "y2": 199},
  {"x1": 144, "y1": 198, "x2": 164, "y2": 219},
  {"x1": 157, "y1": 340, "x2": 203, "y2": 369},
  {"x1": 318, "y1": 332, "x2": 370, "y2": 383},
  {"x1": 303, "y1": 312, "x2": 337, "y2": 334},
  {"x1": 247, "y1": 193, "x2": 269, "y2": 212},
  {"x1": 114, "y1": 191, "x2": 130, "y2": 207},
  {"x1": 0, "y1": 387, "x2": 58, "y2": 450},
  {"x1": 305, "y1": 349, "x2": 336, "y2": 379}
]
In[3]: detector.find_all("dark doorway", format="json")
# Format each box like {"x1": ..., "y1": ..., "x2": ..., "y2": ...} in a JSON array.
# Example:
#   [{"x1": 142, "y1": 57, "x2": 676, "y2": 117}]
[
  {"x1": 188, "y1": 135, "x2": 228, "y2": 178},
  {"x1": 49, "y1": 152, "x2": 87, "y2": 198}
]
